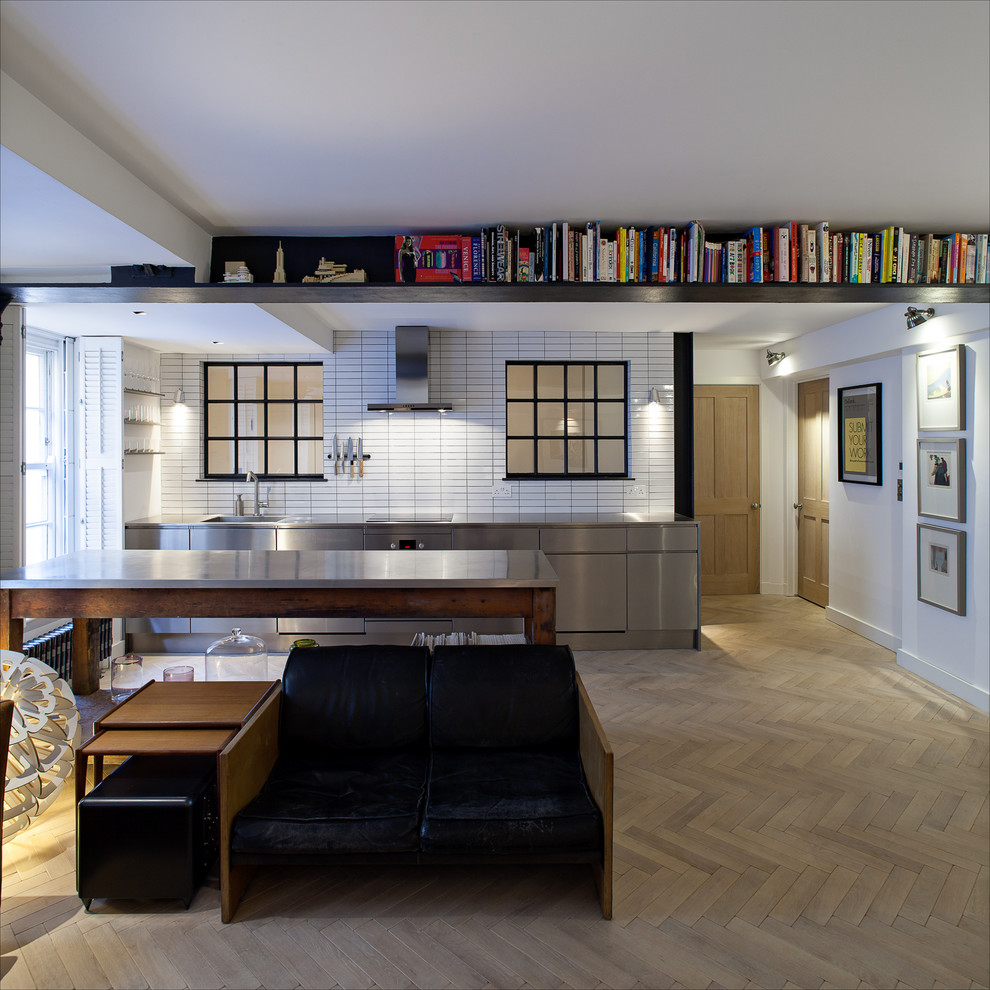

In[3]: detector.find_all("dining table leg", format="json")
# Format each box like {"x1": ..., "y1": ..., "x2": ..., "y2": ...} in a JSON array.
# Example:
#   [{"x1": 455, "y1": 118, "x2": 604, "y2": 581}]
[
  {"x1": 0, "y1": 589, "x2": 23, "y2": 654},
  {"x1": 71, "y1": 618, "x2": 103, "y2": 696}
]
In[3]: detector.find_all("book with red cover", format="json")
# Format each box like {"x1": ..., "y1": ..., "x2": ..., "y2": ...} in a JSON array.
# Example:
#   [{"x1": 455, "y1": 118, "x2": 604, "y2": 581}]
[{"x1": 394, "y1": 235, "x2": 464, "y2": 282}]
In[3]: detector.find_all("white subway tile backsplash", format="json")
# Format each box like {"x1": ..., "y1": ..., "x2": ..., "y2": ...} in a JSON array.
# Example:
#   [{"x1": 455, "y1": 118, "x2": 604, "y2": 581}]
[{"x1": 159, "y1": 331, "x2": 674, "y2": 517}]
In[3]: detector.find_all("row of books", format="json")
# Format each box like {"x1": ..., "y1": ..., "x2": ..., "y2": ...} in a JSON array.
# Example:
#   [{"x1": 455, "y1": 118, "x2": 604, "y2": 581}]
[{"x1": 394, "y1": 226, "x2": 989, "y2": 285}]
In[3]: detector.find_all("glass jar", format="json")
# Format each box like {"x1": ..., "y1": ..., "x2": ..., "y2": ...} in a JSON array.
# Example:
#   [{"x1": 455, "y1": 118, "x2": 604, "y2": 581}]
[
  {"x1": 205, "y1": 628, "x2": 269, "y2": 681},
  {"x1": 110, "y1": 653, "x2": 145, "y2": 701}
]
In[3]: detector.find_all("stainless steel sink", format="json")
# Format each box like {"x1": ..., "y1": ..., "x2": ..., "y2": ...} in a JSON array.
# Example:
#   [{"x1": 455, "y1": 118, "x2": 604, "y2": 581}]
[{"x1": 199, "y1": 515, "x2": 286, "y2": 523}]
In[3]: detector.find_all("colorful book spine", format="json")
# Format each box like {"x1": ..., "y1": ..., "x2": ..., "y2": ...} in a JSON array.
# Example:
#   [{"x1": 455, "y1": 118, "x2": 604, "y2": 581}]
[{"x1": 816, "y1": 222, "x2": 830, "y2": 283}]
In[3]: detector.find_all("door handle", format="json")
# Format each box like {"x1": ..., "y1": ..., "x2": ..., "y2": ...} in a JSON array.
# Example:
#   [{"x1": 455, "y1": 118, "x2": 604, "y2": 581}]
[
  {"x1": 750, "y1": 503, "x2": 761, "y2": 509},
  {"x1": 793, "y1": 502, "x2": 803, "y2": 509}
]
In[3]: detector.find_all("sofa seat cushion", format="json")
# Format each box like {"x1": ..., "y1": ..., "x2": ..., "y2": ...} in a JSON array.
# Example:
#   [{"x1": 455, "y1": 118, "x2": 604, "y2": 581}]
[
  {"x1": 232, "y1": 751, "x2": 427, "y2": 855},
  {"x1": 421, "y1": 749, "x2": 602, "y2": 856}
]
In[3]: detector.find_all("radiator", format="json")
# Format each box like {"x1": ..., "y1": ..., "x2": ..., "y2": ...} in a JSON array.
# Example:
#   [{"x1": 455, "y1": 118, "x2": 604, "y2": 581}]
[{"x1": 22, "y1": 619, "x2": 113, "y2": 682}]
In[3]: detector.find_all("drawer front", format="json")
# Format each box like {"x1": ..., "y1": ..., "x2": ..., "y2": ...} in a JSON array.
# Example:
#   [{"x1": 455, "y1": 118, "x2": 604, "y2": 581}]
[
  {"x1": 276, "y1": 617, "x2": 365, "y2": 634},
  {"x1": 190, "y1": 527, "x2": 276, "y2": 551},
  {"x1": 540, "y1": 527, "x2": 626, "y2": 553},
  {"x1": 125, "y1": 527, "x2": 190, "y2": 550},
  {"x1": 189, "y1": 618, "x2": 277, "y2": 635},
  {"x1": 364, "y1": 529, "x2": 452, "y2": 550},
  {"x1": 276, "y1": 527, "x2": 364, "y2": 550},
  {"x1": 626, "y1": 525, "x2": 699, "y2": 552},
  {"x1": 452, "y1": 527, "x2": 540, "y2": 551}
]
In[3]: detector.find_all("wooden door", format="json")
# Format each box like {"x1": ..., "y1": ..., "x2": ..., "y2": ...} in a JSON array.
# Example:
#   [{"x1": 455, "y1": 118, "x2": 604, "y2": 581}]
[
  {"x1": 694, "y1": 386, "x2": 760, "y2": 595},
  {"x1": 797, "y1": 378, "x2": 829, "y2": 606}
]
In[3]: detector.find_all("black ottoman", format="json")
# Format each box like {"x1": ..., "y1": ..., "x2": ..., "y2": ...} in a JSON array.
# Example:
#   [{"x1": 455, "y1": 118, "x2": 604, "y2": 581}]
[{"x1": 77, "y1": 754, "x2": 218, "y2": 909}]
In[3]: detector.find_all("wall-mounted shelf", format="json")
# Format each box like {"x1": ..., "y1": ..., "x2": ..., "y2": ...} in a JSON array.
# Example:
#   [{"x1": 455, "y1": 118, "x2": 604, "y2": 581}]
[
  {"x1": 123, "y1": 387, "x2": 163, "y2": 397},
  {"x1": 125, "y1": 450, "x2": 162, "y2": 455},
  {"x1": 2, "y1": 282, "x2": 987, "y2": 305}
]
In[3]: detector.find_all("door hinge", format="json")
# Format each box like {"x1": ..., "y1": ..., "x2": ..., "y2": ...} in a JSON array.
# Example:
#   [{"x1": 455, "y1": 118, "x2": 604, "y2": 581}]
[{"x1": 20, "y1": 462, "x2": 26, "y2": 476}]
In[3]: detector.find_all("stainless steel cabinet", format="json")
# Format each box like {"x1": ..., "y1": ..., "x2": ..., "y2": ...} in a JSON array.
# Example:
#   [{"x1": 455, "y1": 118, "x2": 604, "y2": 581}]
[
  {"x1": 275, "y1": 527, "x2": 365, "y2": 634},
  {"x1": 540, "y1": 528, "x2": 627, "y2": 633},
  {"x1": 452, "y1": 527, "x2": 539, "y2": 551},
  {"x1": 124, "y1": 527, "x2": 191, "y2": 634},
  {"x1": 364, "y1": 527, "x2": 452, "y2": 550}
]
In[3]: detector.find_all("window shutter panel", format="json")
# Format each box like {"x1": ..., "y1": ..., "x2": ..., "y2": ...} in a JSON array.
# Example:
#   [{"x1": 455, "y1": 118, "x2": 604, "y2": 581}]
[{"x1": 77, "y1": 337, "x2": 123, "y2": 550}]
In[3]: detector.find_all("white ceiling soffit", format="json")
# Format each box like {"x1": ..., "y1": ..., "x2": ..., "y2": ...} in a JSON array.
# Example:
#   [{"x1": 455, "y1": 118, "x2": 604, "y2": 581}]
[
  {"x1": 0, "y1": 146, "x2": 190, "y2": 278},
  {"x1": 20, "y1": 303, "x2": 333, "y2": 354},
  {"x1": 1, "y1": 0, "x2": 987, "y2": 235}
]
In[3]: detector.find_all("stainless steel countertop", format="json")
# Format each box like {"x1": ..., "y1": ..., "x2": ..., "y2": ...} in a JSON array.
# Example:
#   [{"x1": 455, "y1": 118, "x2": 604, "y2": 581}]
[
  {"x1": 125, "y1": 512, "x2": 697, "y2": 527},
  {"x1": 0, "y1": 549, "x2": 558, "y2": 589}
]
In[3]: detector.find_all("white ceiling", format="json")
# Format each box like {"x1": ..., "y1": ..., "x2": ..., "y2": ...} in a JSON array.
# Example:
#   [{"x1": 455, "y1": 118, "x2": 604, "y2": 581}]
[{"x1": 1, "y1": 0, "x2": 987, "y2": 351}]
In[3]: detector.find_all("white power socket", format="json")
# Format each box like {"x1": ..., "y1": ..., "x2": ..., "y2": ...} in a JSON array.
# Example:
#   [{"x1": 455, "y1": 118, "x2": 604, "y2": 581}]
[
  {"x1": 492, "y1": 484, "x2": 512, "y2": 498},
  {"x1": 625, "y1": 485, "x2": 646, "y2": 497}
]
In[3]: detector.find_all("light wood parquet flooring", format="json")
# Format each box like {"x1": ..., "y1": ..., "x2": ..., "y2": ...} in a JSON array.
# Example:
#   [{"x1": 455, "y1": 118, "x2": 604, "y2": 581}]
[{"x1": 2, "y1": 595, "x2": 988, "y2": 989}]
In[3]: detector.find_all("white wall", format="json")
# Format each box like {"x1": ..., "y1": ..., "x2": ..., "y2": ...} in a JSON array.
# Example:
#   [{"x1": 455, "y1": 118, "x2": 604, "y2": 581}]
[
  {"x1": 898, "y1": 333, "x2": 988, "y2": 710},
  {"x1": 827, "y1": 355, "x2": 903, "y2": 650},
  {"x1": 157, "y1": 329, "x2": 676, "y2": 520},
  {"x1": 774, "y1": 304, "x2": 990, "y2": 711}
]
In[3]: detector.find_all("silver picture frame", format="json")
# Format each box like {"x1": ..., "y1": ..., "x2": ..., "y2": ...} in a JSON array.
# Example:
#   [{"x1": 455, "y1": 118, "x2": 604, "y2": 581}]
[
  {"x1": 917, "y1": 523, "x2": 966, "y2": 615},
  {"x1": 916, "y1": 344, "x2": 966, "y2": 431},
  {"x1": 917, "y1": 438, "x2": 966, "y2": 523}
]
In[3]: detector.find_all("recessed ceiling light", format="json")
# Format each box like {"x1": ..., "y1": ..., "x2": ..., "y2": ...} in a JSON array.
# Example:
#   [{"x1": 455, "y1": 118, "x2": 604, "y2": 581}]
[
  {"x1": 132, "y1": 310, "x2": 147, "y2": 316},
  {"x1": 212, "y1": 340, "x2": 224, "y2": 345}
]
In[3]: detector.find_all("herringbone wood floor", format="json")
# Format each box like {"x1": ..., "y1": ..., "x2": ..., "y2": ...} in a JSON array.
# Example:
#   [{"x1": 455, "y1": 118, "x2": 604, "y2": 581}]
[{"x1": 2, "y1": 596, "x2": 988, "y2": 989}]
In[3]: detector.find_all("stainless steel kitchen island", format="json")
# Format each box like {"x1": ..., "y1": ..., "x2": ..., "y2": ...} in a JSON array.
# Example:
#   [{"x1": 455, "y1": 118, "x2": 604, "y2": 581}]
[{"x1": 0, "y1": 549, "x2": 559, "y2": 694}]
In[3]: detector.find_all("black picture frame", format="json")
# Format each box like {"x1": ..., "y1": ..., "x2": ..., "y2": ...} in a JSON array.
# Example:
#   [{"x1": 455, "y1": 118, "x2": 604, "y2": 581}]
[{"x1": 837, "y1": 383, "x2": 882, "y2": 485}]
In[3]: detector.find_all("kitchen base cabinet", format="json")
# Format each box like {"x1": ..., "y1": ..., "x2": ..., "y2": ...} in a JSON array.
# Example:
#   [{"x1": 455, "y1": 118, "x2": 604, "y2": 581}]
[{"x1": 123, "y1": 518, "x2": 700, "y2": 652}]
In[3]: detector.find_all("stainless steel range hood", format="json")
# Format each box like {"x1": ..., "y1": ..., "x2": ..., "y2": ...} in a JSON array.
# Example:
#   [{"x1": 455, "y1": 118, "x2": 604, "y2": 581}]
[{"x1": 368, "y1": 325, "x2": 452, "y2": 412}]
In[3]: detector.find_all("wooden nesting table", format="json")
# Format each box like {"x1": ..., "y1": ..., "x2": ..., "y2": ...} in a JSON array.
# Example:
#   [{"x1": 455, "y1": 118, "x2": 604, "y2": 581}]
[{"x1": 75, "y1": 680, "x2": 280, "y2": 804}]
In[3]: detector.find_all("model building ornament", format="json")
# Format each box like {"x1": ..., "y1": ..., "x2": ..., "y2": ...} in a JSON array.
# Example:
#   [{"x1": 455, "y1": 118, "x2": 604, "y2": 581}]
[
  {"x1": 301, "y1": 258, "x2": 368, "y2": 283},
  {"x1": 273, "y1": 241, "x2": 286, "y2": 283},
  {"x1": 222, "y1": 263, "x2": 254, "y2": 283}
]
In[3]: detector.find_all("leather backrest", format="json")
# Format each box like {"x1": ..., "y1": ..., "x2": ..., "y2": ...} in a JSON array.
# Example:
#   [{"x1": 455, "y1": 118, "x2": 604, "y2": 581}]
[
  {"x1": 429, "y1": 645, "x2": 578, "y2": 749},
  {"x1": 280, "y1": 645, "x2": 429, "y2": 754}
]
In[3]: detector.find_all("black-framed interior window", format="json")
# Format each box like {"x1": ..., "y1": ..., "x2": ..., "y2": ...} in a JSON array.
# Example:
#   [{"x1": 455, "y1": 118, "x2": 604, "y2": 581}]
[
  {"x1": 505, "y1": 361, "x2": 628, "y2": 478},
  {"x1": 203, "y1": 362, "x2": 324, "y2": 479}
]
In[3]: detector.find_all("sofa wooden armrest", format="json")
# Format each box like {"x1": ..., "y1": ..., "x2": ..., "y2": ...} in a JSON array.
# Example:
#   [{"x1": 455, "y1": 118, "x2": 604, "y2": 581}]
[
  {"x1": 219, "y1": 684, "x2": 281, "y2": 922},
  {"x1": 577, "y1": 672, "x2": 613, "y2": 919}
]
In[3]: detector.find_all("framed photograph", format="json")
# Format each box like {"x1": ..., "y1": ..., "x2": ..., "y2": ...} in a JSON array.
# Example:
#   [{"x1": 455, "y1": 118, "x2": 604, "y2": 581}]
[
  {"x1": 916, "y1": 344, "x2": 966, "y2": 431},
  {"x1": 917, "y1": 438, "x2": 966, "y2": 522},
  {"x1": 917, "y1": 524, "x2": 966, "y2": 615},
  {"x1": 837, "y1": 383, "x2": 882, "y2": 485}
]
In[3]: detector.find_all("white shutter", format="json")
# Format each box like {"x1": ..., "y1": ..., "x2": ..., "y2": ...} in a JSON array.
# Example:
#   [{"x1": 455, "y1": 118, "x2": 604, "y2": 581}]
[
  {"x1": 0, "y1": 305, "x2": 25, "y2": 569},
  {"x1": 77, "y1": 337, "x2": 123, "y2": 550}
]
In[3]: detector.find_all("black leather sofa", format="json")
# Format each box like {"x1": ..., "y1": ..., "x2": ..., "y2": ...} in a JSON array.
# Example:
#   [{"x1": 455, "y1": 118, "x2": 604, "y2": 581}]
[{"x1": 218, "y1": 643, "x2": 613, "y2": 921}]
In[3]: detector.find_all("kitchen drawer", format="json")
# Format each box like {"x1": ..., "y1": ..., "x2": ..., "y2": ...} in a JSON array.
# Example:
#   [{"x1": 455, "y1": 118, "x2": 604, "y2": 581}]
[
  {"x1": 276, "y1": 527, "x2": 363, "y2": 550},
  {"x1": 452, "y1": 527, "x2": 540, "y2": 551},
  {"x1": 540, "y1": 527, "x2": 626, "y2": 553},
  {"x1": 626, "y1": 525, "x2": 699, "y2": 552},
  {"x1": 190, "y1": 618, "x2": 277, "y2": 636},
  {"x1": 364, "y1": 528, "x2": 452, "y2": 550},
  {"x1": 277, "y1": 617, "x2": 364, "y2": 634},
  {"x1": 125, "y1": 527, "x2": 190, "y2": 550},
  {"x1": 364, "y1": 619, "x2": 452, "y2": 636},
  {"x1": 190, "y1": 526, "x2": 276, "y2": 551}
]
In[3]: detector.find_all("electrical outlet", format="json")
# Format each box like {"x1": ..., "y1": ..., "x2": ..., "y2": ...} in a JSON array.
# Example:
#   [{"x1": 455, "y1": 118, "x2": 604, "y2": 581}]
[
  {"x1": 625, "y1": 485, "x2": 646, "y2": 497},
  {"x1": 491, "y1": 484, "x2": 512, "y2": 498}
]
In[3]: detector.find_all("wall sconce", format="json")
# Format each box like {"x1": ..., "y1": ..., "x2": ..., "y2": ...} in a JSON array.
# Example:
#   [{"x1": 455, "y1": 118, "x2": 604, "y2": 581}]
[
  {"x1": 173, "y1": 388, "x2": 185, "y2": 404},
  {"x1": 905, "y1": 306, "x2": 935, "y2": 329},
  {"x1": 766, "y1": 350, "x2": 785, "y2": 367},
  {"x1": 649, "y1": 387, "x2": 662, "y2": 406}
]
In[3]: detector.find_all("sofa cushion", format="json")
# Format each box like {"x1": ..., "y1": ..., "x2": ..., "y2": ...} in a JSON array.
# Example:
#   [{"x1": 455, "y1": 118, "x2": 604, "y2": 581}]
[
  {"x1": 421, "y1": 749, "x2": 602, "y2": 855},
  {"x1": 429, "y1": 645, "x2": 578, "y2": 749},
  {"x1": 231, "y1": 751, "x2": 428, "y2": 855},
  {"x1": 279, "y1": 645, "x2": 429, "y2": 756}
]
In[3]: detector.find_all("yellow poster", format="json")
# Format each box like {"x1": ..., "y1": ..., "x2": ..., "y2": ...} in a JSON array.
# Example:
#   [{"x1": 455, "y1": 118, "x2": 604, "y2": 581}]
[{"x1": 845, "y1": 416, "x2": 867, "y2": 472}]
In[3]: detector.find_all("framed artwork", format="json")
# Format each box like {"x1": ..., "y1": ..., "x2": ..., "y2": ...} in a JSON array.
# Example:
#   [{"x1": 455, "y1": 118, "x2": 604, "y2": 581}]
[
  {"x1": 917, "y1": 438, "x2": 966, "y2": 522},
  {"x1": 917, "y1": 523, "x2": 966, "y2": 615},
  {"x1": 916, "y1": 344, "x2": 966, "y2": 431},
  {"x1": 837, "y1": 383, "x2": 882, "y2": 485}
]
